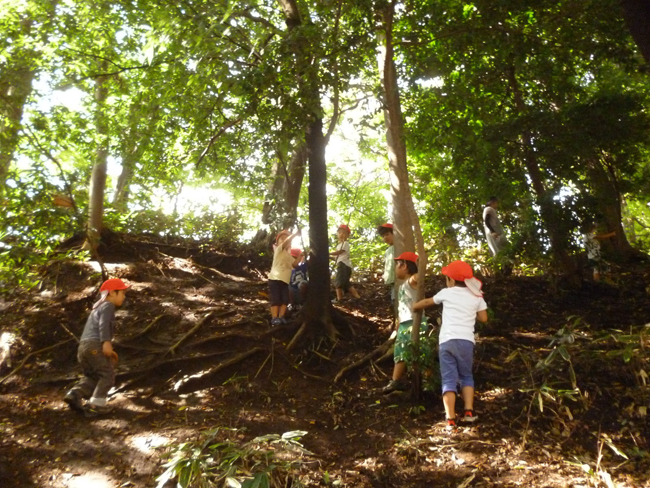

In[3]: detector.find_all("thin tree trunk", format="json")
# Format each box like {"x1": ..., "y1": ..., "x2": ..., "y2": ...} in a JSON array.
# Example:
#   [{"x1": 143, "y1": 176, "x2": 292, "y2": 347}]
[
  {"x1": 376, "y1": 12, "x2": 414, "y2": 257},
  {"x1": 378, "y1": 1, "x2": 427, "y2": 397},
  {"x1": 276, "y1": 0, "x2": 336, "y2": 341},
  {"x1": 86, "y1": 67, "x2": 109, "y2": 252}
]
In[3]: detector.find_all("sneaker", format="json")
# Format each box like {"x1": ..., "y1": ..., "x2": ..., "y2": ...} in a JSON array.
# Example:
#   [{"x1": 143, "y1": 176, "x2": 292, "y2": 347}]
[
  {"x1": 84, "y1": 404, "x2": 113, "y2": 418},
  {"x1": 279, "y1": 317, "x2": 287, "y2": 325},
  {"x1": 380, "y1": 379, "x2": 408, "y2": 394},
  {"x1": 446, "y1": 418, "x2": 457, "y2": 432},
  {"x1": 462, "y1": 409, "x2": 478, "y2": 423},
  {"x1": 63, "y1": 390, "x2": 84, "y2": 413},
  {"x1": 270, "y1": 317, "x2": 282, "y2": 327}
]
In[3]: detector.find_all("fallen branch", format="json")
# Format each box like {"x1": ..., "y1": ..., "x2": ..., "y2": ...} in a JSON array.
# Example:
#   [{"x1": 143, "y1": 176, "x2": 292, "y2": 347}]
[
  {"x1": 334, "y1": 338, "x2": 395, "y2": 383},
  {"x1": 58, "y1": 322, "x2": 79, "y2": 343},
  {"x1": 166, "y1": 312, "x2": 214, "y2": 356},
  {"x1": 175, "y1": 347, "x2": 265, "y2": 393},
  {"x1": 0, "y1": 339, "x2": 74, "y2": 385}
]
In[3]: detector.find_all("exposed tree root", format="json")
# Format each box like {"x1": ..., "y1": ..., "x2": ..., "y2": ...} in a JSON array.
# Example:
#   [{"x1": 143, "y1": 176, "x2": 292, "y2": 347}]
[
  {"x1": 334, "y1": 338, "x2": 394, "y2": 383},
  {"x1": 166, "y1": 311, "x2": 214, "y2": 356},
  {"x1": 123, "y1": 314, "x2": 166, "y2": 341},
  {"x1": 186, "y1": 330, "x2": 264, "y2": 348},
  {"x1": 0, "y1": 339, "x2": 75, "y2": 385},
  {"x1": 174, "y1": 347, "x2": 265, "y2": 393},
  {"x1": 286, "y1": 322, "x2": 308, "y2": 352}
]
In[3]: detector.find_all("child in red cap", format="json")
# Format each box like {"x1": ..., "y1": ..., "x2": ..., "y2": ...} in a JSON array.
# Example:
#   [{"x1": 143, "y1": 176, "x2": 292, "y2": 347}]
[
  {"x1": 381, "y1": 251, "x2": 430, "y2": 394},
  {"x1": 330, "y1": 224, "x2": 360, "y2": 302},
  {"x1": 268, "y1": 229, "x2": 301, "y2": 326},
  {"x1": 414, "y1": 260, "x2": 488, "y2": 432},
  {"x1": 63, "y1": 278, "x2": 129, "y2": 417}
]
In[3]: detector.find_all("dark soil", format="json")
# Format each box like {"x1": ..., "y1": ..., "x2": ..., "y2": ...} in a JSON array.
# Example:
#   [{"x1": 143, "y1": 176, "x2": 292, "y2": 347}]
[{"x1": 0, "y1": 233, "x2": 648, "y2": 487}]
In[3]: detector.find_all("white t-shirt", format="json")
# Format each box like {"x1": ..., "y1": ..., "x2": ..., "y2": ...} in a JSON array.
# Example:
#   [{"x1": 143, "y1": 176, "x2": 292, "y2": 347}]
[
  {"x1": 268, "y1": 244, "x2": 294, "y2": 283},
  {"x1": 334, "y1": 241, "x2": 352, "y2": 267},
  {"x1": 433, "y1": 287, "x2": 487, "y2": 344}
]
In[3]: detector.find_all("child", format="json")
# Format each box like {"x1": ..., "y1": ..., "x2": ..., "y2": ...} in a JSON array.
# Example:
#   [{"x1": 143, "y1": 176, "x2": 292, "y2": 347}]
[
  {"x1": 289, "y1": 248, "x2": 308, "y2": 311},
  {"x1": 381, "y1": 252, "x2": 429, "y2": 394},
  {"x1": 63, "y1": 278, "x2": 129, "y2": 418},
  {"x1": 269, "y1": 229, "x2": 300, "y2": 326},
  {"x1": 377, "y1": 223, "x2": 395, "y2": 301},
  {"x1": 330, "y1": 224, "x2": 360, "y2": 301},
  {"x1": 583, "y1": 222, "x2": 615, "y2": 282},
  {"x1": 413, "y1": 260, "x2": 488, "y2": 432}
]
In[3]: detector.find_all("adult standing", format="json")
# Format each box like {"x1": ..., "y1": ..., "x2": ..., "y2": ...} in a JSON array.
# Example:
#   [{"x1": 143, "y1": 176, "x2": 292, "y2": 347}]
[{"x1": 483, "y1": 196, "x2": 509, "y2": 256}]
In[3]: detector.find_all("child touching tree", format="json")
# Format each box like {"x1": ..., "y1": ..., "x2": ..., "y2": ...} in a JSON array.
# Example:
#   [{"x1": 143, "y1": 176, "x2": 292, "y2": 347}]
[
  {"x1": 269, "y1": 229, "x2": 300, "y2": 326},
  {"x1": 413, "y1": 260, "x2": 487, "y2": 432},
  {"x1": 330, "y1": 224, "x2": 360, "y2": 302},
  {"x1": 381, "y1": 252, "x2": 429, "y2": 394}
]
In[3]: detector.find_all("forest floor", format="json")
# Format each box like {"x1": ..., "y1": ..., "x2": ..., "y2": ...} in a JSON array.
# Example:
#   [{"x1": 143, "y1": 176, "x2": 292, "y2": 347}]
[{"x1": 0, "y1": 232, "x2": 649, "y2": 488}]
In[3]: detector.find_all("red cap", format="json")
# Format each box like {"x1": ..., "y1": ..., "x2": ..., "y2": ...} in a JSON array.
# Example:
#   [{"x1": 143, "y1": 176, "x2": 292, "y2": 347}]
[
  {"x1": 290, "y1": 248, "x2": 302, "y2": 258},
  {"x1": 441, "y1": 260, "x2": 483, "y2": 296},
  {"x1": 338, "y1": 224, "x2": 351, "y2": 234},
  {"x1": 378, "y1": 223, "x2": 394, "y2": 234},
  {"x1": 380, "y1": 223, "x2": 393, "y2": 229},
  {"x1": 100, "y1": 278, "x2": 130, "y2": 292},
  {"x1": 275, "y1": 230, "x2": 291, "y2": 243},
  {"x1": 395, "y1": 251, "x2": 418, "y2": 263}
]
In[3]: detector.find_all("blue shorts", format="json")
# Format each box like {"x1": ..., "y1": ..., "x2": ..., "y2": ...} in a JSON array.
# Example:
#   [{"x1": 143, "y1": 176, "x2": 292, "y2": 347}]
[{"x1": 439, "y1": 339, "x2": 474, "y2": 394}]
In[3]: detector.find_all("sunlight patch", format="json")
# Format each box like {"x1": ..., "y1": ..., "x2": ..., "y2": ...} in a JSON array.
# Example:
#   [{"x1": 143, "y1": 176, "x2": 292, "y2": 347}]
[
  {"x1": 130, "y1": 433, "x2": 170, "y2": 455},
  {"x1": 65, "y1": 471, "x2": 115, "y2": 488}
]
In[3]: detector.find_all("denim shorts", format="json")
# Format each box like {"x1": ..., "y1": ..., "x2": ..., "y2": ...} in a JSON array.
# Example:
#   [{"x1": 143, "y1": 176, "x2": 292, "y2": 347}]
[{"x1": 439, "y1": 339, "x2": 474, "y2": 394}]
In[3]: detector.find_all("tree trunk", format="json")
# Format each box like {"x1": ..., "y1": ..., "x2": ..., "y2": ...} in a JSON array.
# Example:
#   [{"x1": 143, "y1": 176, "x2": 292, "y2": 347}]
[
  {"x1": 378, "y1": 1, "x2": 427, "y2": 397},
  {"x1": 376, "y1": 11, "x2": 414, "y2": 258},
  {"x1": 261, "y1": 144, "x2": 307, "y2": 231},
  {"x1": 0, "y1": 19, "x2": 36, "y2": 197},
  {"x1": 86, "y1": 69, "x2": 109, "y2": 251},
  {"x1": 620, "y1": 0, "x2": 650, "y2": 64},
  {"x1": 506, "y1": 65, "x2": 576, "y2": 276},
  {"x1": 276, "y1": 0, "x2": 336, "y2": 340},
  {"x1": 586, "y1": 157, "x2": 646, "y2": 260}
]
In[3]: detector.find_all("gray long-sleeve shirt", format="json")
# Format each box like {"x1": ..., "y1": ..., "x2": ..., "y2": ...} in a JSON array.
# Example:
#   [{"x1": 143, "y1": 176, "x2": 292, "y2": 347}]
[{"x1": 79, "y1": 301, "x2": 116, "y2": 343}]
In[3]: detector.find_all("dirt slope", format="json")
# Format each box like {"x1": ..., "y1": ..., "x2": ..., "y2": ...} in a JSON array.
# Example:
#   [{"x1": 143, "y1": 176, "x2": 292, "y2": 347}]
[{"x1": 0, "y1": 233, "x2": 648, "y2": 487}]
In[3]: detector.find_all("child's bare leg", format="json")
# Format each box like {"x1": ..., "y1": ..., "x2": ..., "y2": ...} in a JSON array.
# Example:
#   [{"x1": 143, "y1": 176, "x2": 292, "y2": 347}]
[
  {"x1": 393, "y1": 361, "x2": 406, "y2": 381},
  {"x1": 278, "y1": 304, "x2": 287, "y2": 318},
  {"x1": 335, "y1": 288, "x2": 343, "y2": 300},
  {"x1": 271, "y1": 305, "x2": 279, "y2": 318},
  {"x1": 593, "y1": 269, "x2": 600, "y2": 282},
  {"x1": 443, "y1": 391, "x2": 456, "y2": 420},
  {"x1": 349, "y1": 286, "x2": 360, "y2": 299},
  {"x1": 461, "y1": 385, "x2": 474, "y2": 411}
]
